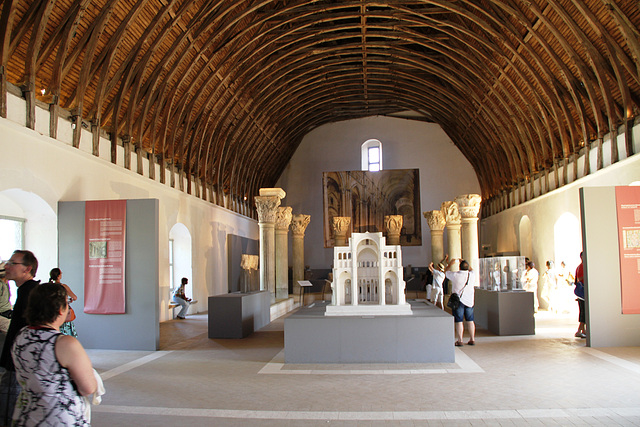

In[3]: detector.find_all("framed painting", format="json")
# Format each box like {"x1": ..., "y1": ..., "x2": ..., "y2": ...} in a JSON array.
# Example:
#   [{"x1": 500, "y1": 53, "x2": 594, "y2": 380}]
[{"x1": 322, "y1": 169, "x2": 422, "y2": 247}]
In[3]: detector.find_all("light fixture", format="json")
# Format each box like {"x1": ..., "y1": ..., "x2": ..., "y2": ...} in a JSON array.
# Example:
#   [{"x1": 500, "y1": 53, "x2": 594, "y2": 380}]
[{"x1": 40, "y1": 88, "x2": 45, "y2": 95}]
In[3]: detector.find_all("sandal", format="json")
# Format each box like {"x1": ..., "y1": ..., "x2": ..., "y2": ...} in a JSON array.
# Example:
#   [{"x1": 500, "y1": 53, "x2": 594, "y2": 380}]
[
  {"x1": 455, "y1": 341, "x2": 464, "y2": 347},
  {"x1": 467, "y1": 340, "x2": 475, "y2": 346}
]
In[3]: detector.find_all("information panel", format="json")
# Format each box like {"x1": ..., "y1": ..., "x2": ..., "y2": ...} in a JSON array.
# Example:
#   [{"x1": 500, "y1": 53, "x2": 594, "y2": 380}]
[
  {"x1": 615, "y1": 186, "x2": 640, "y2": 314},
  {"x1": 84, "y1": 200, "x2": 126, "y2": 314}
]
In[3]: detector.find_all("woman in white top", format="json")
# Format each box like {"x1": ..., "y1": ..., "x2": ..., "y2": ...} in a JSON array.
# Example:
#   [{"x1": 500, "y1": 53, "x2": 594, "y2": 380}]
[{"x1": 428, "y1": 255, "x2": 448, "y2": 310}]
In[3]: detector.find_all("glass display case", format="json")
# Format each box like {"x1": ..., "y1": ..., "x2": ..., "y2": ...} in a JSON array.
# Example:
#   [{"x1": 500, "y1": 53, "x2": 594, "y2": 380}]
[{"x1": 478, "y1": 256, "x2": 526, "y2": 291}]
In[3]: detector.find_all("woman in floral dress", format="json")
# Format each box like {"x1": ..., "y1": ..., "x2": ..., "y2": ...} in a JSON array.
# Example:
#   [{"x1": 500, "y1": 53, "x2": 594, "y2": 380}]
[{"x1": 11, "y1": 282, "x2": 96, "y2": 426}]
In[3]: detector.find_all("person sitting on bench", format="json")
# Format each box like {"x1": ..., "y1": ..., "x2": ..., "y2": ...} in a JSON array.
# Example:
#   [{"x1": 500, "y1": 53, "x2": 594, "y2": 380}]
[{"x1": 172, "y1": 277, "x2": 192, "y2": 319}]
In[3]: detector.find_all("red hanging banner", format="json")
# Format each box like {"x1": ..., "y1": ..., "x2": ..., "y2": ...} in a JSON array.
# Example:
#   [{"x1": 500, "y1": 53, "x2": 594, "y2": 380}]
[
  {"x1": 84, "y1": 200, "x2": 126, "y2": 314},
  {"x1": 615, "y1": 186, "x2": 640, "y2": 314}
]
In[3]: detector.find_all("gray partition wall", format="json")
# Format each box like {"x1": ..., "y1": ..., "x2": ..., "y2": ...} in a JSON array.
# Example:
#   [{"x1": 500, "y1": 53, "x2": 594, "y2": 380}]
[
  {"x1": 580, "y1": 187, "x2": 640, "y2": 347},
  {"x1": 58, "y1": 199, "x2": 160, "y2": 350},
  {"x1": 227, "y1": 234, "x2": 259, "y2": 293}
]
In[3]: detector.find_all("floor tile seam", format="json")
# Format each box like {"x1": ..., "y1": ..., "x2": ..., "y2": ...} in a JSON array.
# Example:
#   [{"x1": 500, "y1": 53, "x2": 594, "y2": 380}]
[
  {"x1": 257, "y1": 349, "x2": 484, "y2": 375},
  {"x1": 91, "y1": 405, "x2": 640, "y2": 420},
  {"x1": 99, "y1": 351, "x2": 173, "y2": 381},
  {"x1": 583, "y1": 348, "x2": 640, "y2": 375}
]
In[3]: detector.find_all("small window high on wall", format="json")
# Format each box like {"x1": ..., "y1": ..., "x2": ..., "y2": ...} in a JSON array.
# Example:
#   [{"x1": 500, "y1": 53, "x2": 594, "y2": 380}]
[{"x1": 361, "y1": 139, "x2": 383, "y2": 172}]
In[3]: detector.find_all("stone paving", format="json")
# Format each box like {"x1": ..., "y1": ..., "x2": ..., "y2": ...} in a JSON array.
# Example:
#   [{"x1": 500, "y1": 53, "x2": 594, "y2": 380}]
[{"x1": 87, "y1": 309, "x2": 640, "y2": 426}]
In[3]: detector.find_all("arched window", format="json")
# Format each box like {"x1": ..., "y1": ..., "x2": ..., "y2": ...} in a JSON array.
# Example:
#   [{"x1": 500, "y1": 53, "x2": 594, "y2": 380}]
[{"x1": 361, "y1": 139, "x2": 382, "y2": 172}]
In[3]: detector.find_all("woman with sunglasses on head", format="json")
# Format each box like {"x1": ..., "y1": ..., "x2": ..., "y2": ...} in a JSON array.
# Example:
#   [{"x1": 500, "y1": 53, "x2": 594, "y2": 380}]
[{"x1": 11, "y1": 282, "x2": 96, "y2": 426}]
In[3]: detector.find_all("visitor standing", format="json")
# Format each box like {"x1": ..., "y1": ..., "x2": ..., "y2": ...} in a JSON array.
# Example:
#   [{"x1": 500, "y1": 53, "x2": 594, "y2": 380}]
[
  {"x1": 428, "y1": 255, "x2": 448, "y2": 310},
  {"x1": 11, "y1": 282, "x2": 97, "y2": 426},
  {"x1": 542, "y1": 261, "x2": 558, "y2": 312},
  {"x1": 0, "y1": 263, "x2": 11, "y2": 333},
  {"x1": 0, "y1": 250, "x2": 40, "y2": 425},
  {"x1": 48, "y1": 268, "x2": 78, "y2": 337},
  {"x1": 523, "y1": 261, "x2": 539, "y2": 313},
  {"x1": 574, "y1": 252, "x2": 586, "y2": 339},
  {"x1": 445, "y1": 258, "x2": 477, "y2": 346}
]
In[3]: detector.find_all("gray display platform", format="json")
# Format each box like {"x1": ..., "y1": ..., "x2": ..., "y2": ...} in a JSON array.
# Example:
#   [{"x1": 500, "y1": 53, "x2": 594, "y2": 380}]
[
  {"x1": 208, "y1": 291, "x2": 270, "y2": 338},
  {"x1": 474, "y1": 289, "x2": 535, "y2": 335},
  {"x1": 284, "y1": 301, "x2": 454, "y2": 363}
]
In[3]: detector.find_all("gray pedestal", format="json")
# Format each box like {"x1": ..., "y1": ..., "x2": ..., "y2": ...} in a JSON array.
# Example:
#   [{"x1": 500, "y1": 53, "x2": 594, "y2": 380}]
[
  {"x1": 474, "y1": 289, "x2": 535, "y2": 335},
  {"x1": 284, "y1": 301, "x2": 454, "y2": 363},
  {"x1": 208, "y1": 291, "x2": 270, "y2": 338}
]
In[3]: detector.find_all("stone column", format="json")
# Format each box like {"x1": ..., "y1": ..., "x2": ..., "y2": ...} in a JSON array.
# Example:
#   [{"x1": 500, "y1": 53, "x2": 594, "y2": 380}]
[
  {"x1": 423, "y1": 210, "x2": 446, "y2": 264},
  {"x1": 291, "y1": 214, "x2": 311, "y2": 296},
  {"x1": 255, "y1": 188, "x2": 285, "y2": 296},
  {"x1": 384, "y1": 215, "x2": 403, "y2": 245},
  {"x1": 455, "y1": 194, "x2": 482, "y2": 278},
  {"x1": 442, "y1": 201, "x2": 462, "y2": 272},
  {"x1": 331, "y1": 216, "x2": 351, "y2": 246},
  {"x1": 275, "y1": 206, "x2": 292, "y2": 301}
]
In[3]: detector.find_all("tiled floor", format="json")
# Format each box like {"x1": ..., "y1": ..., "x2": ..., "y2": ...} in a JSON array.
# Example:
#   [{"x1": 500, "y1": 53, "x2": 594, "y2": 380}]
[{"x1": 87, "y1": 306, "x2": 640, "y2": 426}]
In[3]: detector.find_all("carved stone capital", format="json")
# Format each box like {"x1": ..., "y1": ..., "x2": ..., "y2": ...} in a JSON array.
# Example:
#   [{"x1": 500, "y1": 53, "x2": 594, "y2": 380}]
[
  {"x1": 255, "y1": 195, "x2": 281, "y2": 223},
  {"x1": 331, "y1": 216, "x2": 351, "y2": 236},
  {"x1": 441, "y1": 201, "x2": 461, "y2": 225},
  {"x1": 291, "y1": 214, "x2": 311, "y2": 236},
  {"x1": 423, "y1": 210, "x2": 446, "y2": 231},
  {"x1": 241, "y1": 254, "x2": 259, "y2": 270},
  {"x1": 384, "y1": 215, "x2": 403, "y2": 245},
  {"x1": 275, "y1": 206, "x2": 293, "y2": 230},
  {"x1": 384, "y1": 215, "x2": 403, "y2": 234},
  {"x1": 454, "y1": 194, "x2": 482, "y2": 219}
]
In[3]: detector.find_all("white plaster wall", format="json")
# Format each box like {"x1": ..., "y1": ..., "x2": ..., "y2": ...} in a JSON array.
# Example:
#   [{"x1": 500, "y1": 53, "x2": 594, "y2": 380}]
[
  {"x1": 0, "y1": 117, "x2": 258, "y2": 322},
  {"x1": 480, "y1": 152, "x2": 640, "y2": 275},
  {"x1": 276, "y1": 116, "x2": 481, "y2": 268}
]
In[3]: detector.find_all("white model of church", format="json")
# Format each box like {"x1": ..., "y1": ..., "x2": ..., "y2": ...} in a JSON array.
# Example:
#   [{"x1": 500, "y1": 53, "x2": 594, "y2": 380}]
[{"x1": 326, "y1": 232, "x2": 413, "y2": 316}]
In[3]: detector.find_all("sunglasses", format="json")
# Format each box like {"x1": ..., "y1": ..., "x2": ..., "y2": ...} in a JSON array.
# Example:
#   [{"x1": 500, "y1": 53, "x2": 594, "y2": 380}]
[{"x1": 5, "y1": 261, "x2": 25, "y2": 266}]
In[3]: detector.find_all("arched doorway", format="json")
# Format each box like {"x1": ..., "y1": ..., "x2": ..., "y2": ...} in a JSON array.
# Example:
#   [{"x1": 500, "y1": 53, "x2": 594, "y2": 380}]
[
  {"x1": 169, "y1": 223, "x2": 193, "y2": 299},
  {"x1": 518, "y1": 216, "x2": 533, "y2": 259},
  {"x1": 0, "y1": 189, "x2": 56, "y2": 304}
]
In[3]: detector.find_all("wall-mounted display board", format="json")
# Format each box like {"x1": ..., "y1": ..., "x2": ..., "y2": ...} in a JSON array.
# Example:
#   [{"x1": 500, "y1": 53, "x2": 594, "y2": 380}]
[{"x1": 615, "y1": 186, "x2": 640, "y2": 314}]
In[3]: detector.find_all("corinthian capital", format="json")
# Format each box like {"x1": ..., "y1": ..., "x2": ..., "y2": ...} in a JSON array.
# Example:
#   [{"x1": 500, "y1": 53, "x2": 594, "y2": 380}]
[
  {"x1": 255, "y1": 196, "x2": 281, "y2": 223},
  {"x1": 423, "y1": 210, "x2": 446, "y2": 231},
  {"x1": 454, "y1": 194, "x2": 482, "y2": 219},
  {"x1": 331, "y1": 216, "x2": 351, "y2": 235},
  {"x1": 275, "y1": 206, "x2": 293, "y2": 230},
  {"x1": 291, "y1": 214, "x2": 311, "y2": 236},
  {"x1": 441, "y1": 201, "x2": 461, "y2": 225}
]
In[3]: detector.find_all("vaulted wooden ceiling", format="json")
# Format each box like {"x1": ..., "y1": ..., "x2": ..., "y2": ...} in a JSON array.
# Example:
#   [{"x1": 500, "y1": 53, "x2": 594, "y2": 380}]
[{"x1": 1, "y1": 0, "x2": 639, "y2": 213}]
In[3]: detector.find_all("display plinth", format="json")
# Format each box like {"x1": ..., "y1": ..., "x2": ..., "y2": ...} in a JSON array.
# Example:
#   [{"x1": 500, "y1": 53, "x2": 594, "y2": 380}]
[
  {"x1": 474, "y1": 288, "x2": 535, "y2": 335},
  {"x1": 284, "y1": 301, "x2": 454, "y2": 363},
  {"x1": 208, "y1": 291, "x2": 270, "y2": 339}
]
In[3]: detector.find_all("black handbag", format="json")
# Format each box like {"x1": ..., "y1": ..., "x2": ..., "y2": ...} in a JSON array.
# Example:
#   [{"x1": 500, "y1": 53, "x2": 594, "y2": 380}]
[{"x1": 447, "y1": 292, "x2": 460, "y2": 310}]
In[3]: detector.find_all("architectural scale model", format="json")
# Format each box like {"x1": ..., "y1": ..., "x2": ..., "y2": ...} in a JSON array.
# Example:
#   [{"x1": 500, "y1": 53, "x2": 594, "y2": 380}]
[{"x1": 326, "y1": 232, "x2": 412, "y2": 316}]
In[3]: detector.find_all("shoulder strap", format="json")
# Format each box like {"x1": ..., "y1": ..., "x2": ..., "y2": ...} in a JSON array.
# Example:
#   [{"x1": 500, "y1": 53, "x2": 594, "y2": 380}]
[{"x1": 459, "y1": 272, "x2": 470, "y2": 297}]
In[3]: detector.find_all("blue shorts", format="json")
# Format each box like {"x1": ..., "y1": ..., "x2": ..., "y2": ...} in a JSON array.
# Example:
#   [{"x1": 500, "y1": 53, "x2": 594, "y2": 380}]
[{"x1": 453, "y1": 303, "x2": 474, "y2": 323}]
